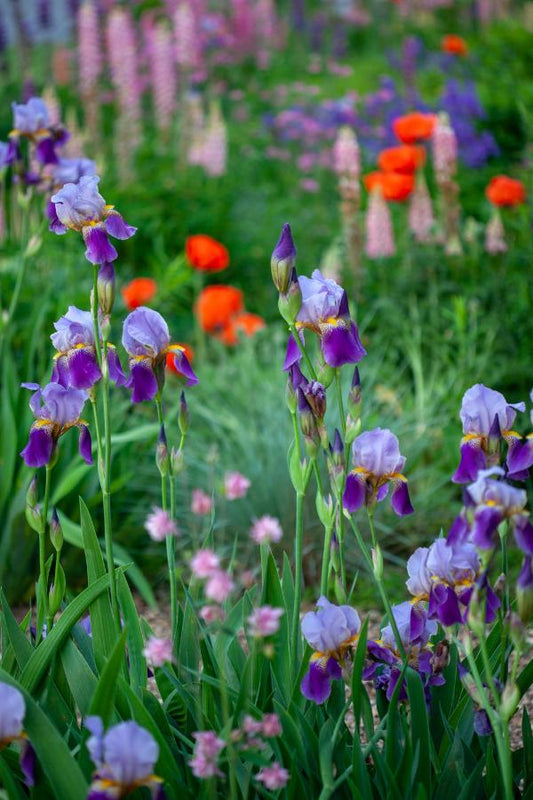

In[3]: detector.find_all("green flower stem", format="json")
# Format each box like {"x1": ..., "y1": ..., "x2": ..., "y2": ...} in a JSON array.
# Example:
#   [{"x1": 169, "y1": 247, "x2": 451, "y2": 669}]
[
  {"x1": 291, "y1": 490, "x2": 305, "y2": 670},
  {"x1": 155, "y1": 395, "x2": 178, "y2": 640},
  {"x1": 291, "y1": 410, "x2": 302, "y2": 458},
  {"x1": 47, "y1": 545, "x2": 63, "y2": 633},
  {"x1": 456, "y1": 634, "x2": 513, "y2": 800},
  {"x1": 335, "y1": 369, "x2": 346, "y2": 438},
  {"x1": 38, "y1": 464, "x2": 52, "y2": 638},
  {"x1": 91, "y1": 266, "x2": 120, "y2": 633},
  {"x1": 218, "y1": 661, "x2": 238, "y2": 800},
  {"x1": 0, "y1": 193, "x2": 32, "y2": 349},
  {"x1": 90, "y1": 398, "x2": 104, "y2": 484},
  {"x1": 320, "y1": 523, "x2": 334, "y2": 598},
  {"x1": 288, "y1": 323, "x2": 317, "y2": 380}
]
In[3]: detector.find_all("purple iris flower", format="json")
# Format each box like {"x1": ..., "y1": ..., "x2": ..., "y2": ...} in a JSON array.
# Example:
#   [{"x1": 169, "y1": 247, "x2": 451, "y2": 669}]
[
  {"x1": 287, "y1": 269, "x2": 366, "y2": 368},
  {"x1": 343, "y1": 428, "x2": 414, "y2": 516},
  {"x1": 47, "y1": 176, "x2": 136, "y2": 265},
  {"x1": 452, "y1": 384, "x2": 526, "y2": 483},
  {"x1": 0, "y1": 682, "x2": 35, "y2": 787},
  {"x1": 49, "y1": 157, "x2": 96, "y2": 189},
  {"x1": 122, "y1": 307, "x2": 198, "y2": 403},
  {"x1": 85, "y1": 717, "x2": 163, "y2": 799},
  {"x1": 364, "y1": 602, "x2": 442, "y2": 702},
  {"x1": 449, "y1": 468, "x2": 533, "y2": 555},
  {"x1": 50, "y1": 306, "x2": 125, "y2": 390},
  {"x1": 20, "y1": 382, "x2": 92, "y2": 468},
  {"x1": 300, "y1": 596, "x2": 361, "y2": 704},
  {"x1": 10, "y1": 97, "x2": 68, "y2": 165}
]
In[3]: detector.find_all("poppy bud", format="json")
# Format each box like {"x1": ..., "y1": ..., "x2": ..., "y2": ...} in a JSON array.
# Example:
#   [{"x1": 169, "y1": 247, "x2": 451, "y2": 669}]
[{"x1": 271, "y1": 223, "x2": 296, "y2": 294}]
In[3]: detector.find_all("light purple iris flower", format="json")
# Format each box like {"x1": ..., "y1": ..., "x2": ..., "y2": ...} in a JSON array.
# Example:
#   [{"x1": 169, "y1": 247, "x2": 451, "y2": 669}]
[
  {"x1": 364, "y1": 602, "x2": 443, "y2": 702},
  {"x1": 10, "y1": 97, "x2": 68, "y2": 165},
  {"x1": 85, "y1": 717, "x2": 163, "y2": 799},
  {"x1": 122, "y1": 307, "x2": 198, "y2": 403},
  {"x1": 47, "y1": 176, "x2": 136, "y2": 265},
  {"x1": 449, "y1": 467, "x2": 533, "y2": 556},
  {"x1": 284, "y1": 269, "x2": 366, "y2": 369},
  {"x1": 300, "y1": 597, "x2": 360, "y2": 704},
  {"x1": 343, "y1": 427, "x2": 414, "y2": 516},
  {"x1": 452, "y1": 384, "x2": 527, "y2": 483},
  {"x1": 49, "y1": 157, "x2": 96, "y2": 189},
  {"x1": 20, "y1": 382, "x2": 92, "y2": 468},
  {"x1": 51, "y1": 306, "x2": 125, "y2": 390},
  {"x1": 0, "y1": 683, "x2": 35, "y2": 787}
]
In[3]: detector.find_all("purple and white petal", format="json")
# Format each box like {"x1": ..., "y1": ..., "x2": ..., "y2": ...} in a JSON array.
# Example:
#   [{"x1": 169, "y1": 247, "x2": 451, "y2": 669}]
[
  {"x1": 452, "y1": 440, "x2": 486, "y2": 483},
  {"x1": 104, "y1": 210, "x2": 137, "y2": 240},
  {"x1": 342, "y1": 473, "x2": 366, "y2": 513},
  {"x1": 83, "y1": 227, "x2": 118, "y2": 265},
  {"x1": 391, "y1": 480, "x2": 414, "y2": 516},
  {"x1": 20, "y1": 426, "x2": 54, "y2": 468},
  {"x1": 127, "y1": 362, "x2": 159, "y2": 404},
  {"x1": 320, "y1": 322, "x2": 366, "y2": 367},
  {"x1": 78, "y1": 425, "x2": 93, "y2": 465},
  {"x1": 122, "y1": 307, "x2": 170, "y2": 357}
]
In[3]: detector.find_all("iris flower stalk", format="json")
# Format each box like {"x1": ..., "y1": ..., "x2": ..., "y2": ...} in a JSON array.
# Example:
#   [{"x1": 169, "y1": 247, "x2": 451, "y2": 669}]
[
  {"x1": 155, "y1": 395, "x2": 178, "y2": 640},
  {"x1": 91, "y1": 264, "x2": 120, "y2": 633}
]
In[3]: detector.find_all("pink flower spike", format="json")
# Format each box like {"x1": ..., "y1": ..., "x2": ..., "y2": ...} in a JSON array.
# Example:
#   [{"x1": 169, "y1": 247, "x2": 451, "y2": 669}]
[
  {"x1": 250, "y1": 515, "x2": 283, "y2": 545},
  {"x1": 142, "y1": 636, "x2": 174, "y2": 667},
  {"x1": 224, "y1": 471, "x2": 251, "y2": 500},
  {"x1": 247, "y1": 606, "x2": 284, "y2": 637},
  {"x1": 256, "y1": 762, "x2": 290, "y2": 790},
  {"x1": 261, "y1": 714, "x2": 282, "y2": 738},
  {"x1": 191, "y1": 489, "x2": 213, "y2": 516},
  {"x1": 191, "y1": 548, "x2": 220, "y2": 578},
  {"x1": 189, "y1": 731, "x2": 225, "y2": 779},
  {"x1": 242, "y1": 715, "x2": 263, "y2": 735},
  {"x1": 144, "y1": 507, "x2": 179, "y2": 542},
  {"x1": 205, "y1": 570, "x2": 234, "y2": 603}
]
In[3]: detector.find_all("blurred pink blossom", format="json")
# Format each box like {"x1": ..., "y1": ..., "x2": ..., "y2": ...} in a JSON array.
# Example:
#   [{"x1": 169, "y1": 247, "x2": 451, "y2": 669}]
[
  {"x1": 189, "y1": 731, "x2": 225, "y2": 779},
  {"x1": 300, "y1": 178, "x2": 319, "y2": 193},
  {"x1": 224, "y1": 471, "x2": 251, "y2": 500},
  {"x1": 256, "y1": 762, "x2": 290, "y2": 790},
  {"x1": 191, "y1": 489, "x2": 213, "y2": 516},
  {"x1": 365, "y1": 189, "x2": 396, "y2": 259},
  {"x1": 142, "y1": 636, "x2": 174, "y2": 667},
  {"x1": 247, "y1": 606, "x2": 284, "y2": 637},
  {"x1": 199, "y1": 604, "x2": 225, "y2": 623},
  {"x1": 261, "y1": 713, "x2": 282, "y2": 737},
  {"x1": 191, "y1": 549, "x2": 220, "y2": 578},
  {"x1": 205, "y1": 570, "x2": 234, "y2": 602},
  {"x1": 145, "y1": 508, "x2": 179, "y2": 542},
  {"x1": 250, "y1": 515, "x2": 283, "y2": 545}
]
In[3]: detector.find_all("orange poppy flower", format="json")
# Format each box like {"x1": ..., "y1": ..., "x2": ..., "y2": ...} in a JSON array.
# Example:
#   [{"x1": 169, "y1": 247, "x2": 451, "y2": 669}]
[
  {"x1": 393, "y1": 112, "x2": 437, "y2": 144},
  {"x1": 186, "y1": 234, "x2": 230, "y2": 272},
  {"x1": 121, "y1": 277, "x2": 157, "y2": 310},
  {"x1": 441, "y1": 35, "x2": 468, "y2": 56},
  {"x1": 218, "y1": 312, "x2": 266, "y2": 345},
  {"x1": 195, "y1": 285, "x2": 244, "y2": 332},
  {"x1": 166, "y1": 343, "x2": 194, "y2": 374},
  {"x1": 377, "y1": 145, "x2": 426, "y2": 175},
  {"x1": 364, "y1": 171, "x2": 415, "y2": 202},
  {"x1": 485, "y1": 175, "x2": 526, "y2": 207}
]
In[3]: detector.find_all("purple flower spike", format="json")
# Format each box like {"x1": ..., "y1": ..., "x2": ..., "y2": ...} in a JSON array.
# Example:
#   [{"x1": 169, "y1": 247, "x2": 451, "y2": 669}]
[
  {"x1": 344, "y1": 428, "x2": 413, "y2": 516},
  {"x1": 85, "y1": 717, "x2": 162, "y2": 798},
  {"x1": 453, "y1": 384, "x2": 526, "y2": 482},
  {"x1": 20, "y1": 382, "x2": 89, "y2": 468},
  {"x1": 123, "y1": 308, "x2": 198, "y2": 403},
  {"x1": 49, "y1": 176, "x2": 136, "y2": 265},
  {"x1": 295, "y1": 270, "x2": 366, "y2": 368},
  {"x1": 300, "y1": 597, "x2": 360, "y2": 704}
]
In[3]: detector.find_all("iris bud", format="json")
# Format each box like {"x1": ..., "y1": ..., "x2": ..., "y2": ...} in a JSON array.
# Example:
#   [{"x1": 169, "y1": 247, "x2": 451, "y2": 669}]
[
  {"x1": 179, "y1": 391, "x2": 189, "y2": 435},
  {"x1": 278, "y1": 268, "x2": 302, "y2": 324},
  {"x1": 271, "y1": 223, "x2": 296, "y2": 294},
  {"x1": 156, "y1": 425, "x2": 169, "y2": 477},
  {"x1": 50, "y1": 508, "x2": 63, "y2": 551},
  {"x1": 97, "y1": 262, "x2": 116, "y2": 316}
]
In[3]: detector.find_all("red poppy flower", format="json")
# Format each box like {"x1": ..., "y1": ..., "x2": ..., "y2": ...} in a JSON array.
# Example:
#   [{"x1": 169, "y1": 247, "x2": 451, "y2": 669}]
[
  {"x1": 186, "y1": 234, "x2": 230, "y2": 272},
  {"x1": 441, "y1": 35, "x2": 468, "y2": 57},
  {"x1": 364, "y1": 171, "x2": 415, "y2": 202},
  {"x1": 377, "y1": 145, "x2": 426, "y2": 175},
  {"x1": 166, "y1": 343, "x2": 194, "y2": 374},
  {"x1": 195, "y1": 285, "x2": 244, "y2": 332},
  {"x1": 485, "y1": 176, "x2": 526, "y2": 207},
  {"x1": 218, "y1": 312, "x2": 266, "y2": 345},
  {"x1": 393, "y1": 112, "x2": 437, "y2": 144},
  {"x1": 121, "y1": 277, "x2": 157, "y2": 310}
]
